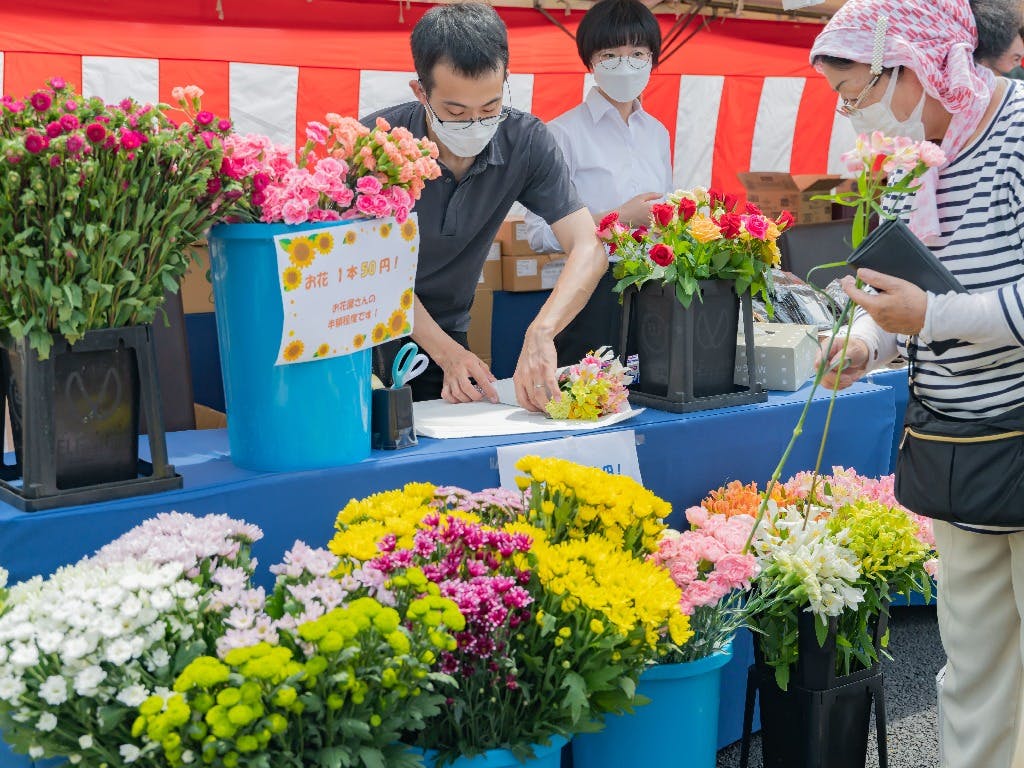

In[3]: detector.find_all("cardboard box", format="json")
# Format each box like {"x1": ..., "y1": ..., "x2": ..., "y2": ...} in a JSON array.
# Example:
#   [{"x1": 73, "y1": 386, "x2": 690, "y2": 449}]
[
  {"x1": 194, "y1": 403, "x2": 228, "y2": 430},
  {"x1": 478, "y1": 242, "x2": 503, "y2": 290},
  {"x1": 737, "y1": 173, "x2": 843, "y2": 226},
  {"x1": 734, "y1": 323, "x2": 819, "y2": 391},
  {"x1": 468, "y1": 288, "x2": 494, "y2": 361},
  {"x1": 501, "y1": 253, "x2": 567, "y2": 292},
  {"x1": 181, "y1": 240, "x2": 215, "y2": 314},
  {"x1": 496, "y1": 215, "x2": 536, "y2": 257}
]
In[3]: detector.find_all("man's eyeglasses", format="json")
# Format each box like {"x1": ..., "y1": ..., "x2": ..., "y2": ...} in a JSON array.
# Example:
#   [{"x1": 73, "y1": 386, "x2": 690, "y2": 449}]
[
  {"x1": 420, "y1": 80, "x2": 511, "y2": 130},
  {"x1": 593, "y1": 51, "x2": 653, "y2": 70},
  {"x1": 836, "y1": 72, "x2": 883, "y2": 117}
]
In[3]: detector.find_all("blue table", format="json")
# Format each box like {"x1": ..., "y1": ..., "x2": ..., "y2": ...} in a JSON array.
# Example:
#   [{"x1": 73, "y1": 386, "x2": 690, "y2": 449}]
[{"x1": 0, "y1": 380, "x2": 896, "y2": 764}]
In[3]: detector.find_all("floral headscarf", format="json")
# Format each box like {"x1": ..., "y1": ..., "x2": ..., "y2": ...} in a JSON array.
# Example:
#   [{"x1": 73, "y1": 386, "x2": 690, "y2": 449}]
[{"x1": 810, "y1": 0, "x2": 996, "y2": 245}]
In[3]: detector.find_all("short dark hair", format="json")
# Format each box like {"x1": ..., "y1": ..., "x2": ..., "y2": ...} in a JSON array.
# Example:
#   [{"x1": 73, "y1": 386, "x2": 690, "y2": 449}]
[
  {"x1": 576, "y1": 0, "x2": 662, "y2": 70},
  {"x1": 970, "y1": 0, "x2": 1023, "y2": 62},
  {"x1": 812, "y1": 55, "x2": 860, "y2": 69},
  {"x1": 411, "y1": 3, "x2": 509, "y2": 93}
]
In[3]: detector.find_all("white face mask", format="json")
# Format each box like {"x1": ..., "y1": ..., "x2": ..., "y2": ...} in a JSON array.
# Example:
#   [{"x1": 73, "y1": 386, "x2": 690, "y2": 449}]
[
  {"x1": 849, "y1": 67, "x2": 926, "y2": 141},
  {"x1": 593, "y1": 58, "x2": 652, "y2": 104},
  {"x1": 425, "y1": 107, "x2": 501, "y2": 158}
]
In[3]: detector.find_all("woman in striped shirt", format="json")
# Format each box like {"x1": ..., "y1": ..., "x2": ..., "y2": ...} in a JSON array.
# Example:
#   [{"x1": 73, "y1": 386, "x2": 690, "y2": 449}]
[{"x1": 811, "y1": 0, "x2": 1024, "y2": 766}]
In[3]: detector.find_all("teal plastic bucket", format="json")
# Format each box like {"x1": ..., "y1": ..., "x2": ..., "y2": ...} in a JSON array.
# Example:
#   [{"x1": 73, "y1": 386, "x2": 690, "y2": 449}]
[
  {"x1": 208, "y1": 222, "x2": 371, "y2": 471},
  {"x1": 420, "y1": 736, "x2": 568, "y2": 768},
  {"x1": 572, "y1": 646, "x2": 733, "y2": 768}
]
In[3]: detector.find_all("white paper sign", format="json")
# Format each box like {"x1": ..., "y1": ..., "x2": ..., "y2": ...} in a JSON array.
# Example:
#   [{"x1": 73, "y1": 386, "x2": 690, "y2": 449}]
[
  {"x1": 496, "y1": 430, "x2": 643, "y2": 491},
  {"x1": 273, "y1": 215, "x2": 419, "y2": 365}
]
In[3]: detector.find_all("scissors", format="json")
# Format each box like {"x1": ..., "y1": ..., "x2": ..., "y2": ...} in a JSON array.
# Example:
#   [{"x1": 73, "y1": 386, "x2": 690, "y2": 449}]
[{"x1": 391, "y1": 342, "x2": 429, "y2": 389}]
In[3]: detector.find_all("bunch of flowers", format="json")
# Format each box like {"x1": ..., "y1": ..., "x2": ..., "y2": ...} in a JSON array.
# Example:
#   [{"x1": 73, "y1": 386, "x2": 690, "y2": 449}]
[
  {"x1": 650, "y1": 509, "x2": 760, "y2": 661},
  {"x1": 543, "y1": 346, "x2": 632, "y2": 421},
  {"x1": 0, "y1": 79, "x2": 242, "y2": 356},
  {"x1": 329, "y1": 482, "x2": 440, "y2": 563},
  {"x1": 515, "y1": 455, "x2": 669, "y2": 557},
  {"x1": 139, "y1": 594, "x2": 462, "y2": 768},
  {"x1": 0, "y1": 558, "x2": 204, "y2": 766},
  {"x1": 215, "y1": 110, "x2": 440, "y2": 225},
  {"x1": 597, "y1": 187, "x2": 793, "y2": 310},
  {"x1": 692, "y1": 479, "x2": 795, "y2": 520},
  {"x1": 431, "y1": 485, "x2": 527, "y2": 527}
]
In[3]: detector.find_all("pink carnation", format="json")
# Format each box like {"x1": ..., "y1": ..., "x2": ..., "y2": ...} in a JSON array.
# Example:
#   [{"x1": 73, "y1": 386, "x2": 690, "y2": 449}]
[
  {"x1": 281, "y1": 198, "x2": 310, "y2": 225},
  {"x1": 171, "y1": 86, "x2": 186, "y2": 102},
  {"x1": 356, "y1": 175, "x2": 383, "y2": 195},
  {"x1": 355, "y1": 192, "x2": 391, "y2": 218},
  {"x1": 916, "y1": 141, "x2": 946, "y2": 169},
  {"x1": 305, "y1": 121, "x2": 330, "y2": 145}
]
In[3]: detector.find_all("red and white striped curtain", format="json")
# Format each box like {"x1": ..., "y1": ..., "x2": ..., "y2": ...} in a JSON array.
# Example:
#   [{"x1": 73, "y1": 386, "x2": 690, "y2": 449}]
[{"x1": 0, "y1": 0, "x2": 855, "y2": 198}]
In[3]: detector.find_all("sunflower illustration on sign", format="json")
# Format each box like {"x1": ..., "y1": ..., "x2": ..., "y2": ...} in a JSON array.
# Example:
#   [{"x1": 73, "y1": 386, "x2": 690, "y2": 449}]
[
  {"x1": 371, "y1": 323, "x2": 388, "y2": 344},
  {"x1": 283, "y1": 339, "x2": 305, "y2": 362},
  {"x1": 388, "y1": 310, "x2": 409, "y2": 336},
  {"x1": 400, "y1": 219, "x2": 418, "y2": 241},
  {"x1": 353, "y1": 334, "x2": 366, "y2": 349},
  {"x1": 379, "y1": 223, "x2": 393, "y2": 238},
  {"x1": 314, "y1": 343, "x2": 330, "y2": 358},
  {"x1": 282, "y1": 267, "x2": 302, "y2": 292},
  {"x1": 400, "y1": 288, "x2": 414, "y2": 311},
  {"x1": 285, "y1": 237, "x2": 317, "y2": 269},
  {"x1": 343, "y1": 231, "x2": 357, "y2": 245},
  {"x1": 313, "y1": 231, "x2": 334, "y2": 254}
]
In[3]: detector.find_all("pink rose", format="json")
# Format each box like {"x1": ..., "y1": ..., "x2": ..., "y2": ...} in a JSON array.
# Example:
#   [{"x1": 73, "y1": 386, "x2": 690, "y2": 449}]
[
  {"x1": 356, "y1": 175, "x2": 383, "y2": 195},
  {"x1": 280, "y1": 199, "x2": 310, "y2": 225},
  {"x1": 742, "y1": 214, "x2": 770, "y2": 241}
]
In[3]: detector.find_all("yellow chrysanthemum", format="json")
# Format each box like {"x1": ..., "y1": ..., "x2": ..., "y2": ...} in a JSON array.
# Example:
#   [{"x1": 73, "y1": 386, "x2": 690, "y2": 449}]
[
  {"x1": 314, "y1": 232, "x2": 335, "y2": 254},
  {"x1": 687, "y1": 214, "x2": 723, "y2": 244},
  {"x1": 282, "y1": 267, "x2": 302, "y2": 291},
  {"x1": 330, "y1": 483, "x2": 437, "y2": 564},
  {"x1": 400, "y1": 288, "x2": 414, "y2": 311},
  {"x1": 388, "y1": 310, "x2": 407, "y2": 335},
  {"x1": 400, "y1": 220, "x2": 418, "y2": 241},
  {"x1": 289, "y1": 238, "x2": 316, "y2": 268},
  {"x1": 283, "y1": 340, "x2": 304, "y2": 362},
  {"x1": 371, "y1": 323, "x2": 388, "y2": 344}
]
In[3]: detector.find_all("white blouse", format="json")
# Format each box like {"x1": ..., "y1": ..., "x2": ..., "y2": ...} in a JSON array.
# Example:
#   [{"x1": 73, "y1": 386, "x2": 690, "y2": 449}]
[{"x1": 524, "y1": 86, "x2": 672, "y2": 253}]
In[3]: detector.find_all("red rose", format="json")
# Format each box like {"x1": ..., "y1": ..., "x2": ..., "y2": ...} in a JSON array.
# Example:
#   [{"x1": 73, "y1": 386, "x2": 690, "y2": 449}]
[
  {"x1": 608, "y1": 242, "x2": 618, "y2": 255},
  {"x1": 718, "y1": 213, "x2": 742, "y2": 239},
  {"x1": 631, "y1": 226, "x2": 649, "y2": 243},
  {"x1": 745, "y1": 202, "x2": 763, "y2": 216},
  {"x1": 724, "y1": 193, "x2": 739, "y2": 212},
  {"x1": 649, "y1": 243, "x2": 675, "y2": 267},
  {"x1": 709, "y1": 190, "x2": 724, "y2": 209},
  {"x1": 598, "y1": 211, "x2": 620, "y2": 231},
  {"x1": 678, "y1": 198, "x2": 697, "y2": 222},
  {"x1": 776, "y1": 210, "x2": 795, "y2": 230},
  {"x1": 651, "y1": 203, "x2": 676, "y2": 227}
]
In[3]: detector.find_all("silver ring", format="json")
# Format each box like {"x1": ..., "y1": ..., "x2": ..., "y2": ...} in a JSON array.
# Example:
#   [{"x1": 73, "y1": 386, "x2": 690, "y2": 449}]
[{"x1": 534, "y1": 383, "x2": 545, "y2": 389}]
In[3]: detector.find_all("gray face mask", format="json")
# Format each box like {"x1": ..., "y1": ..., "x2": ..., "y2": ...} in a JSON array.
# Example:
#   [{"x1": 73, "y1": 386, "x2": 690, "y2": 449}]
[{"x1": 849, "y1": 67, "x2": 926, "y2": 141}]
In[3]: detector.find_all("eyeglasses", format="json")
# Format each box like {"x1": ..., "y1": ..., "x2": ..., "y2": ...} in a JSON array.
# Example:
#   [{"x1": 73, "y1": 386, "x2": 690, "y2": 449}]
[
  {"x1": 420, "y1": 80, "x2": 511, "y2": 130},
  {"x1": 836, "y1": 73, "x2": 883, "y2": 117},
  {"x1": 593, "y1": 51, "x2": 653, "y2": 70}
]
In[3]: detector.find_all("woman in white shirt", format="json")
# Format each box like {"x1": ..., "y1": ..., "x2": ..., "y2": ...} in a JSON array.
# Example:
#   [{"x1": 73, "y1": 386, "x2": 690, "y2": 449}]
[{"x1": 524, "y1": 0, "x2": 672, "y2": 365}]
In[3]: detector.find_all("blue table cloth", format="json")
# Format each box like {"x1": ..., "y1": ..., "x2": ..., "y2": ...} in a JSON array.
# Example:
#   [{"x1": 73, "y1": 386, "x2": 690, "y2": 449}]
[{"x1": 0, "y1": 380, "x2": 896, "y2": 765}]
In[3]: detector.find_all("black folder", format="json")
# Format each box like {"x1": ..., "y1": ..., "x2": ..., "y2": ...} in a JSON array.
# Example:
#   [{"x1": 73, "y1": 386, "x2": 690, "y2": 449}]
[{"x1": 847, "y1": 218, "x2": 966, "y2": 295}]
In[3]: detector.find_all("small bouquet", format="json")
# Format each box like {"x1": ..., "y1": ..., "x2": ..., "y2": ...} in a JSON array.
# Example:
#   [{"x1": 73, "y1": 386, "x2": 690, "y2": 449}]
[
  {"x1": 597, "y1": 188, "x2": 793, "y2": 310},
  {"x1": 544, "y1": 347, "x2": 632, "y2": 421}
]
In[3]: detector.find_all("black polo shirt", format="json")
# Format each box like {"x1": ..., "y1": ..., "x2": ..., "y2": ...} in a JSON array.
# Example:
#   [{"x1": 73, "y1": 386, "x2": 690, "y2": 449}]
[{"x1": 361, "y1": 102, "x2": 584, "y2": 333}]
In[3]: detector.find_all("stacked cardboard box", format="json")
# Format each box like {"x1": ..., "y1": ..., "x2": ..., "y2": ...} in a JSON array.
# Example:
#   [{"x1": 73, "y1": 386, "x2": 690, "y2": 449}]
[
  {"x1": 737, "y1": 173, "x2": 843, "y2": 225},
  {"x1": 496, "y1": 216, "x2": 566, "y2": 292}
]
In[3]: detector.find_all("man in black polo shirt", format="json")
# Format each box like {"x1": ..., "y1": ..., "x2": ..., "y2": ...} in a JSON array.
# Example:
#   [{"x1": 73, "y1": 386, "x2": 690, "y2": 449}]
[{"x1": 364, "y1": 2, "x2": 607, "y2": 412}]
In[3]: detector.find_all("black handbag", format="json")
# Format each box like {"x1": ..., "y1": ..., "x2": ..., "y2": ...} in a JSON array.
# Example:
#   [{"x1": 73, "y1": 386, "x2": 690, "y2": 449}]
[{"x1": 894, "y1": 340, "x2": 1024, "y2": 525}]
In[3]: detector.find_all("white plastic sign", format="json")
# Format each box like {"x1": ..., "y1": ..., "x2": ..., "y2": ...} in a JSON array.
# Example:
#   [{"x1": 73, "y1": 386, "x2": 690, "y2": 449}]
[{"x1": 496, "y1": 430, "x2": 643, "y2": 490}]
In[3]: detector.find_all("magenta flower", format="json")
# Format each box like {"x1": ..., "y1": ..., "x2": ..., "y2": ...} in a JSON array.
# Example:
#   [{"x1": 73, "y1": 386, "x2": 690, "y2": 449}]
[
  {"x1": 85, "y1": 123, "x2": 106, "y2": 143},
  {"x1": 217, "y1": 118, "x2": 232, "y2": 132},
  {"x1": 30, "y1": 91, "x2": 52, "y2": 112},
  {"x1": 280, "y1": 198, "x2": 309, "y2": 225},
  {"x1": 65, "y1": 135, "x2": 85, "y2": 155},
  {"x1": 64, "y1": 100, "x2": 77, "y2": 112},
  {"x1": 207, "y1": 177, "x2": 222, "y2": 195},
  {"x1": 120, "y1": 130, "x2": 143, "y2": 150},
  {"x1": 195, "y1": 110, "x2": 215, "y2": 126},
  {"x1": 50, "y1": 77, "x2": 67, "y2": 90},
  {"x1": 59, "y1": 114, "x2": 79, "y2": 132},
  {"x1": 49, "y1": 156, "x2": 61, "y2": 168},
  {"x1": 46, "y1": 122, "x2": 63, "y2": 139},
  {"x1": 355, "y1": 175, "x2": 383, "y2": 195},
  {"x1": 24, "y1": 134, "x2": 48, "y2": 154}
]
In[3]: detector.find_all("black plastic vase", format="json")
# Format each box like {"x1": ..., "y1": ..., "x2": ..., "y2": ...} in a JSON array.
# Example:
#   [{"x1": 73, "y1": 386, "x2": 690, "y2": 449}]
[
  {"x1": 0, "y1": 325, "x2": 181, "y2": 511},
  {"x1": 618, "y1": 279, "x2": 766, "y2": 413}
]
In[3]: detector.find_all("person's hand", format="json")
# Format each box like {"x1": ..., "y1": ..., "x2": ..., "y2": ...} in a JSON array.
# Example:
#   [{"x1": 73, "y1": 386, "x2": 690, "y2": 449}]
[
  {"x1": 513, "y1": 327, "x2": 560, "y2": 412},
  {"x1": 617, "y1": 192, "x2": 662, "y2": 228},
  {"x1": 842, "y1": 269, "x2": 927, "y2": 335},
  {"x1": 816, "y1": 336, "x2": 871, "y2": 390},
  {"x1": 437, "y1": 346, "x2": 498, "y2": 404}
]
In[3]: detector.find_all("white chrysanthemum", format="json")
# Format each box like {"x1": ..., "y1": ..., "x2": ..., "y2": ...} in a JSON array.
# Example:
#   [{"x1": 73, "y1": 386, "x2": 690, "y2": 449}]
[
  {"x1": 28, "y1": 745, "x2": 44, "y2": 759},
  {"x1": 0, "y1": 566, "x2": 8, "y2": 589},
  {"x1": 69, "y1": 755, "x2": 82, "y2": 765},
  {"x1": 36, "y1": 712, "x2": 57, "y2": 732},
  {"x1": 0, "y1": 675, "x2": 26, "y2": 703},
  {"x1": 8, "y1": 642, "x2": 38, "y2": 669},
  {"x1": 78, "y1": 734, "x2": 94, "y2": 750},
  {"x1": 39, "y1": 675, "x2": 68, "y2": 706},
  {"x1": 119, "y1": 744, "x2": 141, "y2": 763},
  {"x1": 105, "y1": 638, "x2": 136, "y2": 666},
  {"x1": 149, "y1": 648, "x2": 170, "y2": 670},
  {"x1": 116, "y1": 685, "x2": 149, "y2": 708},
  {"x1": 73, "y1": 665, "x2": 106, "y2": 697}
]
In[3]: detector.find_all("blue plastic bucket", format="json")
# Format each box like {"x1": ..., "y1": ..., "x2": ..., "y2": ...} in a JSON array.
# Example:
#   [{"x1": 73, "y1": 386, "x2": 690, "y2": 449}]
[
  {"x1": 208, "y1": 221, "x2": 371, "y2": 471},
  {"x1": 572, "y1": 646, "x2": 733, "y2": 768},
  {"x1": 420, "y1": 736, "x2": 568, "y2": 768}
]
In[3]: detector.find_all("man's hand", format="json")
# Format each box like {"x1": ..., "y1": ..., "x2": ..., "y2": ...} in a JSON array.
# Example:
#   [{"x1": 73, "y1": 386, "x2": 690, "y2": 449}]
[
  {"x1": 816, "y1": 337, "x2": 871, "y2": 390},
  {"x1": 513, "y1": 327, "x2": 560, "y2": 412},
  {"x1": 437, "y1": 346, "x2": 498, "y2": 404},
  {"x1": 842, "y1": 269, "x2": 927, "y2": 335}
]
